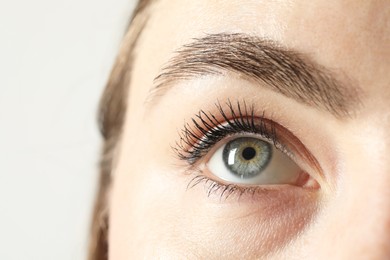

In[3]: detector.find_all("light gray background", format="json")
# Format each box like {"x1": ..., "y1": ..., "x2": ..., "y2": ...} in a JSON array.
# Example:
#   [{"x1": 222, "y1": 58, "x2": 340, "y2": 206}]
[{"x1": 0, "y1": 0, "x2": 136, "y2": 259}]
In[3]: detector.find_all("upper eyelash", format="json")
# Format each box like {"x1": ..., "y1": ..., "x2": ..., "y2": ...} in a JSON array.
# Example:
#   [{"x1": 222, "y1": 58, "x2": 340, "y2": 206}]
[{"x1": 173, "y1": 100, "x2": 282, "y2": 165}]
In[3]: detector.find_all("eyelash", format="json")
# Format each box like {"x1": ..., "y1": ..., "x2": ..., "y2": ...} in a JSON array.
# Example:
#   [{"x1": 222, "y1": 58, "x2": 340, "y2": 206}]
[{"x1": 173, "y1": 100, "x2": 297, "y2": 200}]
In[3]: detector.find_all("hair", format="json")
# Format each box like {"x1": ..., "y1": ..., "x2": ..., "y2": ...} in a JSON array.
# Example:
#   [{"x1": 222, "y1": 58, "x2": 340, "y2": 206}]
[{"x1": 88, "y1": 1, "x2": 153, "y2": 259}]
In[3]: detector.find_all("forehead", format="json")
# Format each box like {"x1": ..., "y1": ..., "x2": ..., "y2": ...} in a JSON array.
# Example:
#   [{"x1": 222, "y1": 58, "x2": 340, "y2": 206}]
[{"x1": 130, "y1": 0, "x2": 389, "y2": 109}]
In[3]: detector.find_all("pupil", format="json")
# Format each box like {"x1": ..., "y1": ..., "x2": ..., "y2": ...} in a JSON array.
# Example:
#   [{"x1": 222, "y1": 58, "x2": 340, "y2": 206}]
[{"x1": 242, "y1": 147, "x2": 256, "y2": 161}]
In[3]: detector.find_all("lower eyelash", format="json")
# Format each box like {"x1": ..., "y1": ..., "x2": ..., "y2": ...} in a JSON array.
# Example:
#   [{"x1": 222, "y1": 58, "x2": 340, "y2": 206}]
[
  {"x1": 187, "y1": 175, "x2": 253, "y2": 201},
  {"x1": 187, "y1": 174, "x2": 282, "y2": 201}
]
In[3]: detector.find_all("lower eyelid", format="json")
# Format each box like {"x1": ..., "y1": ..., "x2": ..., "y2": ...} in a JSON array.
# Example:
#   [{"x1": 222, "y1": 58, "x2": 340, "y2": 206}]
[{"x1": 186, "y1": 173, "x2": 319, "y2": 204}]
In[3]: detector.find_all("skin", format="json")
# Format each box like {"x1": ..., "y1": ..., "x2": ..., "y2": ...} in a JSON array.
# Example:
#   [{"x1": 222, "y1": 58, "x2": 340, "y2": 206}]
[{"x1": 109, "y1": 0, "x2": 390, "y2": 259}]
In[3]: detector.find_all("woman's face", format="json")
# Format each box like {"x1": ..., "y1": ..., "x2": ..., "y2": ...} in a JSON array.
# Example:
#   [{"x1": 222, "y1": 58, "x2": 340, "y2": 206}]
[{"x1": 109, "y1": 0, "x2": 390, "y2": 258}]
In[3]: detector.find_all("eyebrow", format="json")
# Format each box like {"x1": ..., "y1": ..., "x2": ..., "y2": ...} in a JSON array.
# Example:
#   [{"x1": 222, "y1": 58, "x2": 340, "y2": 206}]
[{"x1": 150, "y1": 33, "x2": 361, "y2": 118}]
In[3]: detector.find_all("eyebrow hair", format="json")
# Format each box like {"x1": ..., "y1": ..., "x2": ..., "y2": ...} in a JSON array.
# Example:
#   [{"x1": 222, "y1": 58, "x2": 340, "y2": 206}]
[{"x1": 151, "y1": 33, "x2": 361, "y2": 117}]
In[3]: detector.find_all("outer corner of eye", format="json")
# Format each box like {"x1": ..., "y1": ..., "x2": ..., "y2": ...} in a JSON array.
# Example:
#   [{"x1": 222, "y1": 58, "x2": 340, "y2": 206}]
[{"x1": 207, "y1": 136, "x2": 318, "y2": 188}]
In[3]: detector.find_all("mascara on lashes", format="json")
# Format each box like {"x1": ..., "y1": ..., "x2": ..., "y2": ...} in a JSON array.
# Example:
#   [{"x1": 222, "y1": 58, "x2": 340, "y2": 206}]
[{"x1": 174, "y1": 100, "x2": 282, "y2": 165}]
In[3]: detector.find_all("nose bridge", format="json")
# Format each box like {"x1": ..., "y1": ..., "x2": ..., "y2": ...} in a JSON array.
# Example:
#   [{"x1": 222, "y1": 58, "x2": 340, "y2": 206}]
[
  {"x1": 376, "y1": 111, "x2": 390, "y2": 176},
  {"x1": 327, "y1": 118, "x2": 390, "y2": 259},
  {"x1": 352, "y1": 171, "x2": 390, "y2": 254},
  {"x1": 317, "y1": 167, "x2": 390, "y2": 259},
  {"x1": 338, "y1": 170, "x2": 390, "y2": 259},
  {"x1": 370, "y1": 119, "x2": 390, "y2": 255}
]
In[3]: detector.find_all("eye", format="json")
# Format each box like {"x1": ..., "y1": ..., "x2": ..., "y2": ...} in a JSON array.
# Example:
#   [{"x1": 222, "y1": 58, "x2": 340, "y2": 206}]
[
  {"x1": 208, "y1": 136, "x2": 305, "y2": 185},
  {"x1": 175, "y1": 100, "x2": 320, "y2": 192}
]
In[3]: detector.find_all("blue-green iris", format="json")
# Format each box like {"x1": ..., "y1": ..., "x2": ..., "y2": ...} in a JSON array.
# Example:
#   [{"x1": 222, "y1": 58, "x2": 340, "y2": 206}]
[{"x1": 222, "y1": 137, "x2": 272, "y2": 179}]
